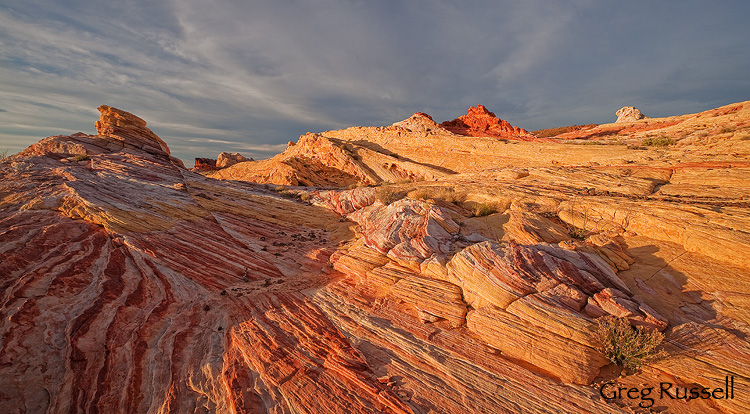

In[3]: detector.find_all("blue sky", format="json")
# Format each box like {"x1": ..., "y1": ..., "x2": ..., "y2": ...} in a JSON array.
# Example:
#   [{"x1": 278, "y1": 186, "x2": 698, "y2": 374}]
[{"x1": 1, "y1": 0, "x2": 749, "y2": 163}]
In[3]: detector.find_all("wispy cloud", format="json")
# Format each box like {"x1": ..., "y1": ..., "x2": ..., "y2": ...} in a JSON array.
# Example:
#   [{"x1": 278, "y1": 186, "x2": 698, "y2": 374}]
[{"x1": 1, "y1": 1, "x2": 749, "y2": 161}]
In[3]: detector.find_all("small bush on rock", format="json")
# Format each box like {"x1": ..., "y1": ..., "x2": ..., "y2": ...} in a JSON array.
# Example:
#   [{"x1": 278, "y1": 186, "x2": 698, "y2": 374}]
[
  {"x1": 641, "y1": 136, "x2": 673, "y2": 147},
  {"x1": 411, "y1": 187, "x2": 466, "y2": 204},
  {"x1": 595, "y1": 316, "x2": 667, "y2": 370},
  {"x1": 472, "y1": 202, "x2": 500, "y2": 217}
]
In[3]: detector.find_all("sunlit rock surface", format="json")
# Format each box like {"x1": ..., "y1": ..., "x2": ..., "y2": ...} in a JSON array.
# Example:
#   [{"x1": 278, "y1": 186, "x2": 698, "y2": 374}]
[{"x1": 2, "y1": 102, "x2": 750, "y2": 413}]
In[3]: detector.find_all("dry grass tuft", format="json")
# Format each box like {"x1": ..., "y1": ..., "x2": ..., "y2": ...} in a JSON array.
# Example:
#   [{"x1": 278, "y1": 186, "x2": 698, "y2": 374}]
[
  {"x1": 471, "y1": 202, "x2": 501, "y2": 217},
  {"x1": 411, "y1": 186, "x2": 466, "y2": 204}
]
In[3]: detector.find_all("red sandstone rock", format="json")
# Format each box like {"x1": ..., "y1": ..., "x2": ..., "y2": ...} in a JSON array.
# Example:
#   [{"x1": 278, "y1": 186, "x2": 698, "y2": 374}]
[
  {"x1": 194, "y1": 157, "x2": 218, "y2": 170},
  {"x1": 440, "y1": 105, "x2": 536, "y2": 140}
]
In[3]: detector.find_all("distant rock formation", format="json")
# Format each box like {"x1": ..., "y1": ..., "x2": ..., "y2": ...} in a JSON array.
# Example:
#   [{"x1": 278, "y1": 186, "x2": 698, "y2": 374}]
[
  {"x1": 209, "y1": 132, "x2": 450, "y2": 186},
  {"x1": 615, "y1": 106, "x2": 649, "y2": 123},
  {"x1": 391, "y1": 112, "x2": 442, "y2": 134},
  {"x1": 441, "y1": 105, "x2": 533, "y2": 139},
  {"x1": 216, "y1": 151, "x2": 250, "y2": 168}
]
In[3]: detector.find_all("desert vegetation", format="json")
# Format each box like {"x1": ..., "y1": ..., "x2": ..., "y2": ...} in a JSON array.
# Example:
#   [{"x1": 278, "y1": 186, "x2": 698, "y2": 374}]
[
  {"x1": 411, "y1": 186, "x2": 466, "y2": 204},
  {"x1": 595, "y1": 316, "x2": 667, "y2": 370},
  {"x1": 469, "y1": 202, "x2": 502, "y2": 217},
  {"x1": 641, "y1": 135, "x2": 674, "y2": 147}
]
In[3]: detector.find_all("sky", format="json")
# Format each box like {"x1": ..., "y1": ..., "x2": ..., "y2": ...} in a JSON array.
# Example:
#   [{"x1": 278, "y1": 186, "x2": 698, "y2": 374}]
[{"x1": 1, "y1": 0, "x2": 750, "y2": 164}]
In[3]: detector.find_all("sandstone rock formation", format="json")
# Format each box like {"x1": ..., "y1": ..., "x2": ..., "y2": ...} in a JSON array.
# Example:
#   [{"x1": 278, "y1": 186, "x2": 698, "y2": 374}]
[
  {"x1": 208, "y1": 131, "x2": 450, "y2": 187},
  {"x1": 216, "y1": 151, "x2": 249, "y2": 168},
  {"x1": 390, "y1": 112, "x2": 441, "y2": 134},
  {"x1": 615, "y1": 106, "x2": 649, "y2": 123},
  {"x1": 95, "y1": 104, "x2": 173, "y2": 156},
  {"x1": 440, "y1": 104, "x2": 536, "y2": 140},
  {"x1": 2, "y1": 101, "x2": 750, "y2": 413}
]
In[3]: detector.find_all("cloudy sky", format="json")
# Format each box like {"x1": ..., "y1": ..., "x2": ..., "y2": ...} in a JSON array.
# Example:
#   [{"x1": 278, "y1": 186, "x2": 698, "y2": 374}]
[{"x1": 2, "y1": 1, "x2": 749, "y2": 163}]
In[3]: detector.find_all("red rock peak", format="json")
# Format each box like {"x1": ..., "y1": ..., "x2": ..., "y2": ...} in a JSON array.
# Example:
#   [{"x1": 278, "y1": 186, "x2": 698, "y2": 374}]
[{"x1": 441, "y1": 105, "x2": 533, "y2": 139}]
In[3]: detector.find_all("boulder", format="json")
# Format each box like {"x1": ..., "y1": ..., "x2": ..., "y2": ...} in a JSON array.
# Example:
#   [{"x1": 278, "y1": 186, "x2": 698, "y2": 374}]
[{"x1": 615, "y1": 106, "x2": 649, "y2": 123}]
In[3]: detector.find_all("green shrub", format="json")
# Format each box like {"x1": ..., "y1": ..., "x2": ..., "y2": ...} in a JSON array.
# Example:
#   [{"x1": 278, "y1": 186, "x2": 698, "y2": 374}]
[
  {"x1": 641, "y1": 136, "x2": 673, "y2": 147},
  {"x1": 595, "y1": 316, "x2": 667, "y2": 370}
]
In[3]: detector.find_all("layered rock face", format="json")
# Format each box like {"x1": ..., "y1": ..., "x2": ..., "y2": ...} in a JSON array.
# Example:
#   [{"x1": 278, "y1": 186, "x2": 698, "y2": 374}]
[
  {"x1": 2, "y1": 102, "x2": 750, "y2": 414},
  {"x1": 440, "y1": 104, "x2": 536, "y2": 140},
  {"x1": 95, "y1": 105, "x2": 173, "y2": 157}
]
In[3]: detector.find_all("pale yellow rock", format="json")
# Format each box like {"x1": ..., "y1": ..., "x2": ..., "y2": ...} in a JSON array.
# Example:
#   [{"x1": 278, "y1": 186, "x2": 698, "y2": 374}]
[
  {"x1": 392, "y1": 274, "x2": 467, "y2": 328},
  {"x1": 466, "y1": 307, "x2": 609, "y2": 384}
]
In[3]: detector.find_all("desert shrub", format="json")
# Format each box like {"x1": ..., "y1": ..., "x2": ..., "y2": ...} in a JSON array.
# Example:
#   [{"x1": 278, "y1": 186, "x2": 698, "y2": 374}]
[
  {"x1": 72, "y1": 154, "x2": 90, "y2": 162},
  {"x1": 740, "y1": 135, "x2": 750, "y2": 141},
  {"x1": 578, "y1": 140, "x2": 612, "y2": 145},
  {"x1": 299, "y1": 193, "x2": 311, "y2": 201},
  {"x1": 472, "y1": 202, "x2": 500, "y2": 217},
  {"x1": 376, "y1": 185, "x2": 404, "y2": 205},
  {"x1": 641, "y1": 136, "x2": 673, "y2": 147},
  {"x1": 720, "y1": 126, "x2": 736, "y2": 134},
  {"x1": 595, "y1": 316, "x2": 667, "y2": 370},
  {"x1": 0, "y1": 149, "x2": 8, "y2": 161},
  {"x1": 278, "y1": 190, "x2": 298, "y2": 199},
  {"x1": 411, "y1": 187, "x2": 465, "y2": 204}
]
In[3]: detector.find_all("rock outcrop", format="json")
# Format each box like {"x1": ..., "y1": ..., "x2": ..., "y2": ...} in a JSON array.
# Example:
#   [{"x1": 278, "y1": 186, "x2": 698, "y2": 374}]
[
  {"x1": 440, "y1": 104, "x2": 535, "y2": 140},
  {"x1": 216, "y1": 151, "x2": 249, "y2": 168},
  {"x1": 95, "y1": 105, "x2": 172, "y2": 156},
  {"x1": 391, "y1": 112, "x2": 442, "y2": 134},
  {"x1": 615, "y1": 106, "x2": 649, "y2": 123},
  {"x1": 194, "y1": 157, "x2": 218, "y2": 170}
]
